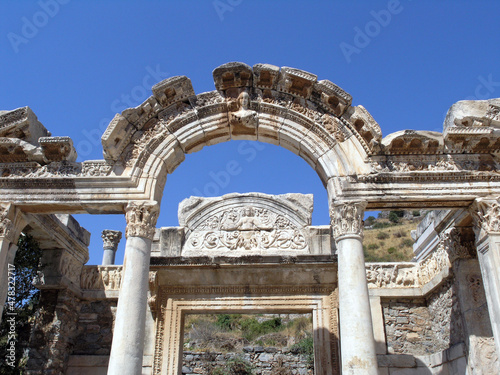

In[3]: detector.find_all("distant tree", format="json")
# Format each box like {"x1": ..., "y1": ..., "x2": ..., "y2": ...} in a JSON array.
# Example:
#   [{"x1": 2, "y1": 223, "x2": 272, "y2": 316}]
[
  {"x1": 0, "y1": 234, "x2": 42, "y2": 374},
  {"x1": 388, "y1": 212, "x2": 400, "y2": 224},
  {"x1": 364, "y1": 216, "x2": 376, "y2": 226}
]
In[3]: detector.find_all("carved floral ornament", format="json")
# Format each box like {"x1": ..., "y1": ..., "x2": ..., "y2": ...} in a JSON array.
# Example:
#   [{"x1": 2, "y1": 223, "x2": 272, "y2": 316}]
[
  {"x1": 125, "y1": 201, "x2": 159, "y2": 240},
  {"x1": 330, "y1": 200, "x2": 366, "y2": 239},
  {"x1": 471, "y1": 197, "x2": 500, "y2": 236},
  {"x1": 0, "y1": 202, "x2": 24, "y2": 242}
]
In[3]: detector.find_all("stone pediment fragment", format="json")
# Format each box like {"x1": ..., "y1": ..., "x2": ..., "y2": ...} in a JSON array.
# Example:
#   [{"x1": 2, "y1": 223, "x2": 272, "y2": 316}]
[
  {"x1": 277, "y1": 67, "x2": 317, "y2": 99},
  {"x1": 313, "y1": 79, "x2": 352, "y2": 116},
  {"x1": 382, "y1": 130, "x2": 443, "y2": 155},
  {"x1": 0, "y1": 106, "x2": 50, "y2": 145},
  {"x1": 444, "y1": 98, "x2": 500, "y2": 153},
  {"x1": 152, "y1": 76, "x2": 195, "y2": 108},
  {"x1": 343, "y1": 105, "x2": 382, "y2": 153},
  {"x1": 178, "y1": 193, "x2": 313, "y2": 255},
  {"x1": 213, "y1": 62, "x2": 253, "y2": 93},
  {"x1": 39, "y1": 136, "x2": 77, "y2": 162}
]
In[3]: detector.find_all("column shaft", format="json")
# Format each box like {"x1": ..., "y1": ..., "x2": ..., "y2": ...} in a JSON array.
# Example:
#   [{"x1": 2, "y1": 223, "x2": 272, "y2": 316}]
[
  {"x1": 332, "y1": 201, "x2": 378, "y2": 375},
  {"x1": 107, "y1": 236, "x2": 152, "y2": 374},
  {"x1": 337, "y1": 236, "x2": 378, "y2": 374},
  {"x1": 107, "y1": 201, "x2": 158, "y2": 375}
]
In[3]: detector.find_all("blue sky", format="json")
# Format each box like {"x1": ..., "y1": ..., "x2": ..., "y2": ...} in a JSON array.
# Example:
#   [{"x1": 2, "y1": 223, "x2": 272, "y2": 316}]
[{"x1": 2, "y1": 1, "x2": 500, "y2": 264}]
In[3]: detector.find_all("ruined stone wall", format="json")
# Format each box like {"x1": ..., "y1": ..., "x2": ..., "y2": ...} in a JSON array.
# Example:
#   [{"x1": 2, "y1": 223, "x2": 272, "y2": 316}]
[
  {"x1": 427, "y1": 279, "x2": 463, "y2": 349},
  {"x1": 382, "y1": 278, "x2": 462, "y2": 356},
  {"x1": 25, "y1": 289, "x2": 81, "y2": 375},
  {"x1": 182, "y1": 348, "x2": 312, "y2": 375},
  {"x1": 73, "y1": 299, "x2": 117, "y2": 356}
]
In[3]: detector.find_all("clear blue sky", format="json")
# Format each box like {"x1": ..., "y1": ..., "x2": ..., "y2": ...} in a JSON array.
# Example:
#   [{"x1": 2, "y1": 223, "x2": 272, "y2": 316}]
[{"x1": 1, "y1": 1, "x2": 500, "y2": 264}]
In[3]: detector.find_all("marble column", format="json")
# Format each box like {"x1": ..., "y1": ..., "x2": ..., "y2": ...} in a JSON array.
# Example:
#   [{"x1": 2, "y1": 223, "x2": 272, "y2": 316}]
[
  {"x1": 471, "y1": 197, "x2": 500, "y2": 359},
  {"x1": 101, "y1": 230, "x2": 122, "y2": 265},
  {"x1": 331, "y1": 200, "x2": 378, "y2": 375},
  {"x1": 107, "y1": 201, "x2": 159, "y2": 375},
  {"x1": 0, "y1": 203, "x2": 25, "y2": 321}
]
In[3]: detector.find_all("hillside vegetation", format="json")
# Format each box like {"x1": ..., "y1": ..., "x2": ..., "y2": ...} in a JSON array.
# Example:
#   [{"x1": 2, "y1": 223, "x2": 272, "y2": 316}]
[{"x1": 363, "y1": 210, "x2": 423, "y2": 262}]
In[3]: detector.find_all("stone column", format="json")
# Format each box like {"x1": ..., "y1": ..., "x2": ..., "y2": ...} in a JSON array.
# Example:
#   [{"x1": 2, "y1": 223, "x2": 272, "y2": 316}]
[
  {"x1": 108, "y1": 201, "x2": 159, "y2": 375},
  {"x1": 0, "y1": 203, "x2": 25, "y2": 320},
  {"x1": 101, "y1": 230, "x2": 122, "y2": 265},
  {"x1": 331, "y1": 200, "x2": 378, "y2": 375},
  {"x1": 471, "y1": 197, "x2": 500, "y2": 359}
]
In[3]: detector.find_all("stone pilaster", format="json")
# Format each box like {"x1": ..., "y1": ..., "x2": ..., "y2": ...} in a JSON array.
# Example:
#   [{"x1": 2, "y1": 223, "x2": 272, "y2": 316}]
[
  {"x1": 0, "y1": 202, "x2": 25, "y2": 320},
  {"x1": 470, "y1": 197, "x2": 500, "y2": 361},
  {"x1": 331, "y1": 200, "x2": 378, "y2": 375},
  {"x1": 101, "y1": 230, "x2": 122, "y2": 265},
  {"x1": 108, "y1": 201, "x2": 159, "y2": 375}
]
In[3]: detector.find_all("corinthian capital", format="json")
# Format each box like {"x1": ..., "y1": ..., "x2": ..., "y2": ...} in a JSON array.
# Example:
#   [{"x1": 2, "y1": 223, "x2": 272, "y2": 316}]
[
  {"x1": 470, "y1": 197, "x2": 500, "y2": 239},
  {"x1": 125, "y1": 201, "x2": 159, "y2": 240},
  {"x1": 102, "y1": 230, "x2": 122, "y2": 251},
  {"x1": 330, "y1": 200, "x2": 367, "y2": 240}
]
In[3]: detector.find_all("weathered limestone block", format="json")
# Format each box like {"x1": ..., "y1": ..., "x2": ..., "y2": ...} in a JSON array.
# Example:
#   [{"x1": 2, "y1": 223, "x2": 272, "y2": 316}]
[
  {"x1": 0, "y1": 138, "x2": 45, "y2": 163},
  {"x1": 213, "y1": 62, "x2": 253, "y2": 95},
  {"x1": 342, "y1": 105, "x2": 382, "y2": 153},
  {"x1": 253, "y1": 63, "x2": 280, "y2": 91},
  {"x1": 444, "y1": 98, "x2": 500, "y2": 153},
  {"x1": 178, "y1": 193, "x2": 313, "y2": 255},
  {"x1": 152, "y1": 75, "x2": 195, "y2": 107},
  {"x1": 277, "y1": 67, "x2": 317, "y2": 99},
  {"x1": 39, "y1": 136, "x2": 77, "y2": 162},
  {"x1": 0, "y1": 106, "x2": 50, "y2": 144},
  {"x1": 101, "y1": 113, "x2": 136, "y2": 161},
  {"x1": 382, "y1": 130, "x2": 443, "y2": 155},
  {"x1": 313, "y1": 79, "x2": 352, "y2": 117}
]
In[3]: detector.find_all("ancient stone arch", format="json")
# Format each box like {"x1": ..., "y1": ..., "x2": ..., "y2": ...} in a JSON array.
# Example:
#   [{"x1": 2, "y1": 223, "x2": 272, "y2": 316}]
[{"x1": 1, "y1": 62, "x2": 500, "y2": 374}]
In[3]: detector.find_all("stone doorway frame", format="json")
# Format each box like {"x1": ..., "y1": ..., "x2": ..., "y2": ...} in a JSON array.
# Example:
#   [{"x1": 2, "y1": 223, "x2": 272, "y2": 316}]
[{"x1": 152, "y1": 286, "x2": 339, "y2": 375}]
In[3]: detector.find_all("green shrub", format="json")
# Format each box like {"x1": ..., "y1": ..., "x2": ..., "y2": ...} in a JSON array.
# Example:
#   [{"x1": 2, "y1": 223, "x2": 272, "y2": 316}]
[
  {"x1": 215, "y1": 314, "x2": 241, "y2": 331},
  {"x1": 367, "y1": 243, "x2": 379, "y2": 250},
  {"x1": 211, "y1": 356, "x2": 254, "y2": 375},
  {"x1": 393, "y1": 230, "x2": 406, "y2": 238},
  {"x1": 400, "y1": 239, "x2": 414, "y2": 248},
  {"x1": 240, "y1": 317, "x2": 282, "y2": 341},
  {"x1": 373, "y1": 222, "x2": 391, "y2": 229},
  {"x1": 387, "y1": 247, "x2": 396, "y2": 254},
  {"x1": 290, "y1": 336, "x2": 314, "y2": 369},
  {"x1": 412, "y1": 210, "x2": 421, "y2": 217},
  {"x1": 365, "y1": 216, "x2": 376, "y2": 226},
  {"x1": 389, "y1": 212, "x2": 399, "y2": 223},
  {"x1": 376, "y1": 232, "x2": 390, "y2": 240}
]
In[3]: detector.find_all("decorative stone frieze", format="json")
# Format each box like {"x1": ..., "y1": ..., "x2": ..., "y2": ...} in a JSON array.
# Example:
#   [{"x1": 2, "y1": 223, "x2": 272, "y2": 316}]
[
  {"x1": 80, "y1": 265, "x2": 122, "y2": 290},
  {"x1": 342, "y1": 105, "x2": 382, "y2": 153},
  {"x1": 366, "y1": 263, "x2": 419, "y2": 289},
  {"x1": 179, "y1": 193, "x2": 312, "y2": 255},
  {"x1": 102, "y1": 230, "x2": 122, "y2": 251},
  {"x1": 330, "y1": 200, "x2": 366, "y2": 239},
  {"x1": 125, "y1": 201, "x2": 159, "y2": 240},
  {"x1": 213, "y1": 62, "x2": 253, "y2": 93},
  {"x1": 277, "y1": 67, "x2": 317, "y2": 99}
]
